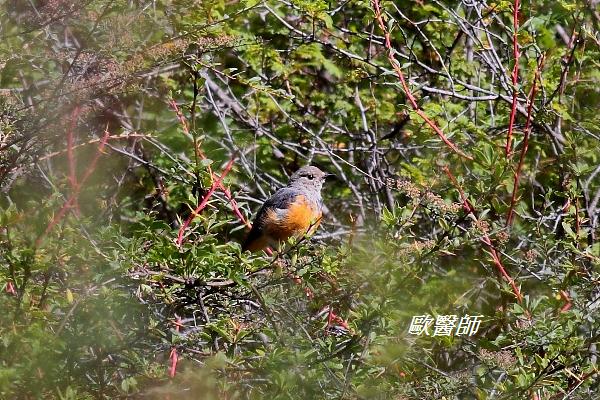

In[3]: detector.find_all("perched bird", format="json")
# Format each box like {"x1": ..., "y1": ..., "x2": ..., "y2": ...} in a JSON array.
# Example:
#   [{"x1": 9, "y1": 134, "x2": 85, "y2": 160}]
[{"x1": 242, "y1": 166, "x2": 331, "y2": 252}]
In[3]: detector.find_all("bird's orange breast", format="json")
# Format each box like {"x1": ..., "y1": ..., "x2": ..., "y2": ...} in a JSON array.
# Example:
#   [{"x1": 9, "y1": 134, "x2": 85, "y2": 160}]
[{"x1": 264, "y1": 194, "x2": 322, "y2": 241}]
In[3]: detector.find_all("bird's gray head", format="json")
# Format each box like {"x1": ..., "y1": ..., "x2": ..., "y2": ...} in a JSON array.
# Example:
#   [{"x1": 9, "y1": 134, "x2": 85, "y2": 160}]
[{"x1": 287, "y1": 166, "x2": 331, "y2": 191}]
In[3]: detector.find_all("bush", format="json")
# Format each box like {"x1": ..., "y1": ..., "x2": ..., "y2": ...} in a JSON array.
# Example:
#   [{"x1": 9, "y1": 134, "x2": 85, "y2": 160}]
[{"x1": 1, "y1": 0, "x2": 599, "y2": 398}]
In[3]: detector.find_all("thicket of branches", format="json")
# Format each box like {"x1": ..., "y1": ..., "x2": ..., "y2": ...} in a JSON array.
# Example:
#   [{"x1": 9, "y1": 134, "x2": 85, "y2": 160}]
[{"x1": 1, "y1": 0, "x2": 600, "y2": 399}]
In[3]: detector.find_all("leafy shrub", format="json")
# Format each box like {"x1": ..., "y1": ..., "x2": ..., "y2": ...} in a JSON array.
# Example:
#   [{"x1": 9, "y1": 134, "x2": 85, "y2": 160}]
[{"x1": 1, "y1": 0, "x2": 599, "y2": 399}]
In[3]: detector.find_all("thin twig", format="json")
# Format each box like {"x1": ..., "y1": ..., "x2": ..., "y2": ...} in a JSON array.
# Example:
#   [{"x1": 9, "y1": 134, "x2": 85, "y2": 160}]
[
  {"x1": 507, "y1": 55, "x2": 545, "y2": 226},
  {"x1": 443, "y1": 166, "x2": 523, "y2": 303},
  {"x1": 371, "y1": 0, "x2": 472, "y2": 161},
  {"x1": 36, "y1": 127, "x2": 111, "y2": 248},
  {"x1": 176, "y1": 155, "x2": 237, "y2": 247},
  {"x1": 506, "y1": 0, "x2": 521, "y2": 156}
]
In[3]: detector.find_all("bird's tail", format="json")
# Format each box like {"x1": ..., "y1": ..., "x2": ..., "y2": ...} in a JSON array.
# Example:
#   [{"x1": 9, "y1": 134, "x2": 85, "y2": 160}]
[{"x1": 242, "y1": 226, "x2": 267, "y2": 252}]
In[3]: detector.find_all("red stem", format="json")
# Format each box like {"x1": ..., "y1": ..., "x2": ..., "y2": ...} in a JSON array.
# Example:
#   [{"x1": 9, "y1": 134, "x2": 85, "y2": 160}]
[
  {"x1": 443, "y1": 166, "x2": 523, "y2": 303},
  {"x1": 36, "y1": 127, "x2": 111, "y2": 248},
  {"x1": 169, "y1": 100, "x2": 252, "y2": 229},
  {"x1": 326, "y1": 306, "x2": 350, "y2": 331},
  {"x1": 559, "y1": 290, "x2": 572, "y2": 312},
  {"x1": 169, "y1": 316, "x2": 182, "y2": 377},
  {"x1": 168, "y1": 349, "x2": 178, "y2": 378},
  {"x1": 176, "y1": 155, "x2": 237, "y2": 246},
  {"x1": 371, "y1": 0, "x2": 472, "y2": 161},
  {"x1": 6, "y1": 281, "x2": 16, "y2": 295},
  {"x1": 506, "y1": 55, "x2": 545, "y2": 226},
  {"x1": 506, "y1": 0, "x2": 521, "y2": 155}
]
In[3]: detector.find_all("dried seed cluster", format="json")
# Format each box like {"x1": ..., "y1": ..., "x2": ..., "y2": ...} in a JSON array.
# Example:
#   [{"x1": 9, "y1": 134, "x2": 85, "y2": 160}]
[{"x1": 385, "y1": 178, "x2": 461, "y2": 214}]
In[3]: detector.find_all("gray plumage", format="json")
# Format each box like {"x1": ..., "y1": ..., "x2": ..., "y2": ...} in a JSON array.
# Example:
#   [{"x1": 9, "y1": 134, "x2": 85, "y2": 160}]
[{"x1": 242, "y1": 166, "x2": 330, "y2": 251}]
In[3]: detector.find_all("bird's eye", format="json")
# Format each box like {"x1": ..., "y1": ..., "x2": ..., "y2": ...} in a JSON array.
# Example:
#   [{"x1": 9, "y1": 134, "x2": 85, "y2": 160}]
[{"x1": 307, "y1": 174, "x2": 314, "y2": 180}]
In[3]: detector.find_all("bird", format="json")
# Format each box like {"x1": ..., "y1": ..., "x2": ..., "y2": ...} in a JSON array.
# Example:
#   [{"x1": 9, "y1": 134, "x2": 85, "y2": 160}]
[{"x1": 242, "y1": 166, "x2": 331, "y2": 252}]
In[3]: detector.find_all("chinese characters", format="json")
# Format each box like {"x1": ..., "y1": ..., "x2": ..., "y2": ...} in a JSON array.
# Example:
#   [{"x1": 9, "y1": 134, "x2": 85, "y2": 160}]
[{"x1": 408, "y1": 314, "x2": 483, "y2": 336}]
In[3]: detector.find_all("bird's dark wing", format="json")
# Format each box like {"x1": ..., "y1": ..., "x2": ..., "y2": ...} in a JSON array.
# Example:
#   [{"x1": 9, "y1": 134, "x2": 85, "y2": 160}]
[{"x1": 242, "y1": 188, "x2": 298, "y2": 251}]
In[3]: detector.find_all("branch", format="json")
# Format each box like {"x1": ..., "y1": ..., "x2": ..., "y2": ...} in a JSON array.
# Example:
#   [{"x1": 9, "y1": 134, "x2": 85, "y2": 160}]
[
  {"x1": 443, "y1": 166, "x2": 523, "y2": 303},
  {"x1": 506, "y1": 55, "x2": 545, "y2": 226},
  {"x1": 176, "y1": 155, "x2": 237, "y2": 247},
  {"x1": 506, "y1": 0, "x2": 521, "y2": 156},
  {"x1": 169, "y1": 315, "x2": 182, "y2": 377},
  {"x1": 370, "y1": 0, "x2": 472, "y2": 161},
  {"x1": 35, "y1": 127, "x2": 111, "y2": 248},
  {"x1": 169, "y1": 99, "x2": 251, "y2": 230}
]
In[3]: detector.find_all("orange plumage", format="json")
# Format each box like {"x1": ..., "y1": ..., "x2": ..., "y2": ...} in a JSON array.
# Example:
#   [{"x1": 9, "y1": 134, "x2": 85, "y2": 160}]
[{"x1": 242, "y1": 167, "x2": 329, "y2": 252}]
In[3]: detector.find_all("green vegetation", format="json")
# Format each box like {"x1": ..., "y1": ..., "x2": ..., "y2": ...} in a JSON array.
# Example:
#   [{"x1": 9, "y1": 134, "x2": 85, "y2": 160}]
[{"x1": 1, "y1": 0, "x2": 599, "y2": 398}]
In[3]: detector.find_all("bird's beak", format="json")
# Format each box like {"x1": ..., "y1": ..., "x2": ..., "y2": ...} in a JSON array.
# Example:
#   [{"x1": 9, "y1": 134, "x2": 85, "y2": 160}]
[{"x1": 324, "y1": 173, "x2": 336, "y2": 179}]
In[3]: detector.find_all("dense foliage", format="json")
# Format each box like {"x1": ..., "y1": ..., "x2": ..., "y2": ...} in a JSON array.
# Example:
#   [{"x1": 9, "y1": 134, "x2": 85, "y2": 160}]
[{"x1": 1, "y1": 0, "x2": 599, "y2": 398}]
